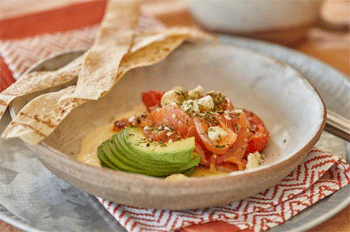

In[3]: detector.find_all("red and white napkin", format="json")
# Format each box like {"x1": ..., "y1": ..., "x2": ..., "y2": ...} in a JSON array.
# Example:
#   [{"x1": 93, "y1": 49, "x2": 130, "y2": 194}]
[
  {"x1": 97, "y1": 149, "x2": 350, "y2": 232},
  {"x1": 1, "y1": 2, "x2": 350, "y2": 232}
]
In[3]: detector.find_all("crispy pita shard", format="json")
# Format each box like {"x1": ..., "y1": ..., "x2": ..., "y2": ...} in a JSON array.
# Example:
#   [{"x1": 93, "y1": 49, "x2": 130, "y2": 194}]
[
  {"x1": 61, "y1": 0, "x2": 141, "y2": 101},
  {"x1": 0, "y1": 28, "x2": 212, "y2": 122},
  {"x1": 59, "y1": 27, "x2": 216, "y2": 101},
  {"x1": 2, "y1": 86, "x2": 87, "y2": 144},
  {"x1": 2, "y1": 0, "x2": 217, "y2": 144},
  {"x1": 0, "y1": 55, "x2": 84, "y2": 120},
  {"x1": 1, "y1": 34, "x2": 202, "y2": 145},
  {"x1": 0, "y1": 28, "x2": 206, "y2": 122},
  {"x1": 0, "y1": 15, "x2": 166, "y2": 122},
  {"x1": 118, "y1": 34, "x2": 198, "y2": 79},
  {"x1": 131, "y1": 27, "x2": 216, "y2": 53},
  {"x1": 108, "y1": 28, "x2": 217, "y2": 91}
]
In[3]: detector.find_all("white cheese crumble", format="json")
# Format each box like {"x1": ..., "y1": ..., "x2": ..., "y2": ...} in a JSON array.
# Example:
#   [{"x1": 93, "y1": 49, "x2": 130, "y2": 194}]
[
  {"x1": 224, "y1": 110, "x2": 232, "y2": 120},
  {"x1": 188, "y1": 85, "x2": 204, "y2": 100},
  {"x1": 181, "y1": 100, "x2": 200, "y2": 113},
  {"x1": 246, "y1": 151, "x2": 264, "y2": 169},
  {"x1": 161, "y1": 90, "x2": 186, "y2": 106},
  {"x1": 197, "y1": 95, "x2": 214, "y2": 111},
  {"x1": 233, "y1": 109, "x2": 243, "y2": 114},
  {"x1": 208, "y1": 126, "x2": 228, "y2": 142}
]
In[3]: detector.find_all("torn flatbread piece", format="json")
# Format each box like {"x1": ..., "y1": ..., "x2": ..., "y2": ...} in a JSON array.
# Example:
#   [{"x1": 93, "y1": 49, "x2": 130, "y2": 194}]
[
  {"x1": 0, "y1": 55, "x2": 84, "y2": 120},
  {"x1": 118, "y1": 30, "x2": 214, "y2": 78},
  {"x1": 0, "y1": 14, "x2": 162, "y2": 121},
  {"x1": 2, "y1": 33, "x2": 209, "y2": 144},
  {"x1": 61, "y1": 0, "x2": 141, "y2": 101},
  {"x1": 2, "y1": 86, "x2": 87, "y2": 144},
  {"x1": 61, "y1": 28, "x2": 216, "y2": 101},
  {"x1": 0, "y1": 21, "x2": 213, "y2": 122}
]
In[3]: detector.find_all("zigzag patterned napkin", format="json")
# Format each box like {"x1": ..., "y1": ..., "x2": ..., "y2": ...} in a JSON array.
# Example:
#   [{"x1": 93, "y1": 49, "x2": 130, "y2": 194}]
[{"x1": 98, "y1": 149, "x2": 350, "y2": 232}]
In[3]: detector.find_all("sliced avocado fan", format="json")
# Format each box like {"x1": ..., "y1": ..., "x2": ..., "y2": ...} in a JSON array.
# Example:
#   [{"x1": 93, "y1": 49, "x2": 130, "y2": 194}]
[{"x1": 97, "y1": 127, "x2": 200, "y2": 177}]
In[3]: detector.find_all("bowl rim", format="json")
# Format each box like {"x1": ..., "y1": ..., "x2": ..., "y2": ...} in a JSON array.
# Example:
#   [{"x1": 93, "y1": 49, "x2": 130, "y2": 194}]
[{"x1": 9, "y1": 43, "x2": 327, "y2": 187}]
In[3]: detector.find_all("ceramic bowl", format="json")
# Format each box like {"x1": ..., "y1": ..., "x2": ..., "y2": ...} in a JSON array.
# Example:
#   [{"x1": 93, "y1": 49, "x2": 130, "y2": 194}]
[
  {"x1": 187, "y1": 0, "x2": 323, "y2": 33},
  {"x1": 9, "y1": 42, "x2": 326, "y2": 210},
  {"x1": 187, "y1": 0, "x2": 324, "y2": 45}
]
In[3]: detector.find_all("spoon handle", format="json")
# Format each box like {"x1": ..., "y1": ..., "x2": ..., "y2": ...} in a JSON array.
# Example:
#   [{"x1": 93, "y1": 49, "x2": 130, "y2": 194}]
[{"x1": 325, "y1": 110, "x2": 350, "y2": 142}]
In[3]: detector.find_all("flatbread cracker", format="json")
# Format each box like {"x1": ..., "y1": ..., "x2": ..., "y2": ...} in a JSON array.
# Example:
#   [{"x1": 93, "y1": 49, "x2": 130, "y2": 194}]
[
  {"x1": 0, "y1": 55, "x2": 84, "y2": 120},
  {"x1": 0, "y1": 0, "x2": 141, "y2": 120},
  {"x1": 0, "y1": 25, "x2": 213, "y2": 122},
  {"x1": 2, "y1": 0, "x2": 216, "y2": 144},
  {"x1": 131, "y1": 27, "x2": 215, "y2": 53},
  {"x1": 59, "y1": 27, "x2": 215, "y2": 101},
  {"x1": 2, "y1": 86, "x2": 87, "y2": 144},
  {"x1": 2, "y1": 34, "x2": 205, "y2": 144},
  {"x1": 61, "y1": 0, "x2": 141, "y2": 101},
  {"x1": 117, "y1": 29, "x2": 215, "y2": 79}
]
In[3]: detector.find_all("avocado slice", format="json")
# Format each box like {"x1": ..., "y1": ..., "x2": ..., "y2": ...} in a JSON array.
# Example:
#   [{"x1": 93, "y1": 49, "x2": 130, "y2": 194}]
[
  {"x1": 123, "y1": 127, "x2": 195, "y2": 164},
  {"x1": 99, "y1": 139, "x2": 173, "y2": 176},
  {"x1": 113, "y1": 135, "x2": 181, "y2": 172},
  {"x1": 96, "y1": 126, "x2": 200, "y2": 177},
  {"x1": 116, "y1": 132, "x2": 194, "y2": 169},
  {"x1": 97, "y1": 145, "x2": 119, "y2": 169},
  {"x1": 98, "y1": 137, "x2": 199, "y2": 176},
  {"x1": 114, "y1": 132, "x2": 200, "y2": 175},
  {"x1": 108, "y1": 137, "x2": 182, "y2": 176},
  {"x1": 101, "y1": 140, "x2": 144, "y2": 173}
]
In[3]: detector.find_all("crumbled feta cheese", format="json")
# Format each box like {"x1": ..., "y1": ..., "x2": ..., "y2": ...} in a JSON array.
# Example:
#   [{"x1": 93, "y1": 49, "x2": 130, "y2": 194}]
[
  {"x1": 207, "y1": 126, "x2": 228, "y2": 142},
  {"x1": 188, "y1": 85, "x2": 204, "y2": 100},
  {"x1": 207, "y1": 91, "x2": 226, "y2": 106},
  {"x1": 166, "y1": 131, "x2": 173, "y2": 136},
  {"x1": 197, "y1": 95, "x2": 214, "y2": 111},
  {"x1": 181, "y1": 100, "x2": 200, "y2": 113},
  {"x1": 224, "y1": 111, "x2": 232, "y2": 120},
  {"x1": 233, "y1": 109, "x2": 243, "y2": 115},
  {"x1": 246, "y1": 151, "x2": 264, "y2": 169},
  {"x1": 161, "y1": 90, "x2": 186, "y2": 106}
]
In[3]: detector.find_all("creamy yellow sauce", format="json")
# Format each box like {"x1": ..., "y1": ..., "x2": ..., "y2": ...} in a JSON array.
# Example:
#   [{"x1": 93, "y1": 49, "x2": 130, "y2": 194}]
[
  {"x1": 76, "y1": 123, "x2": 115, "y2": 167},
  {"x1": 76, "y1": 104, "x2": 147, "y2": 167},
  {"x1": 191, "y1": 167, "x2": 228, "y2": 177},
  {"x1": 76, "y1": 104, "x2": 228, "y2": 177}
]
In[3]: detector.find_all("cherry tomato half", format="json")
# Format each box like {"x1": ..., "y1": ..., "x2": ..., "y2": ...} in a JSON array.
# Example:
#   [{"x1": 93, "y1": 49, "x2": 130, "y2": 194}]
[
  {"x1": 243, "y1": 109, "x2": 270, "y2": 153},
  {"x1": 141, "y1": 90, "x2": 165, "y2": 111}
]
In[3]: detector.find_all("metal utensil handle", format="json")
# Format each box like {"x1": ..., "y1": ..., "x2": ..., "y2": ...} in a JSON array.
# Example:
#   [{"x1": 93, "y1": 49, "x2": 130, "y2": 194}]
[{"x1": 325, "y1": 110, "x2": 350, "y2": 142}]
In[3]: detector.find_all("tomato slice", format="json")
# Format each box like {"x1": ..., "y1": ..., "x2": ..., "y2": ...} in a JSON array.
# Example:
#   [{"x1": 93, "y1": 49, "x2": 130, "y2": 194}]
[
  {"x1": 142, "y1": 90, "x2": 165, "y2": 111},
  {"x1": 243, "y1": 109, "x2": 270, "y2": 153}
]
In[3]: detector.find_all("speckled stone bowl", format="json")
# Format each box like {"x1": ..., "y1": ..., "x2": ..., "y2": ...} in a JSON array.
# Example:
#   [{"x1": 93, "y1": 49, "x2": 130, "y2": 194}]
[{"x1": 9, "y1": 43, "x2": 326, "y2": 210}]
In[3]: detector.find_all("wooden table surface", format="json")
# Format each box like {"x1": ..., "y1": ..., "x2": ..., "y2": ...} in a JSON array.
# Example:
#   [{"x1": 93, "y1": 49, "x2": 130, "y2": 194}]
[{"x1": 0, "y1": 0, "x2": 349, "y2": 231}]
